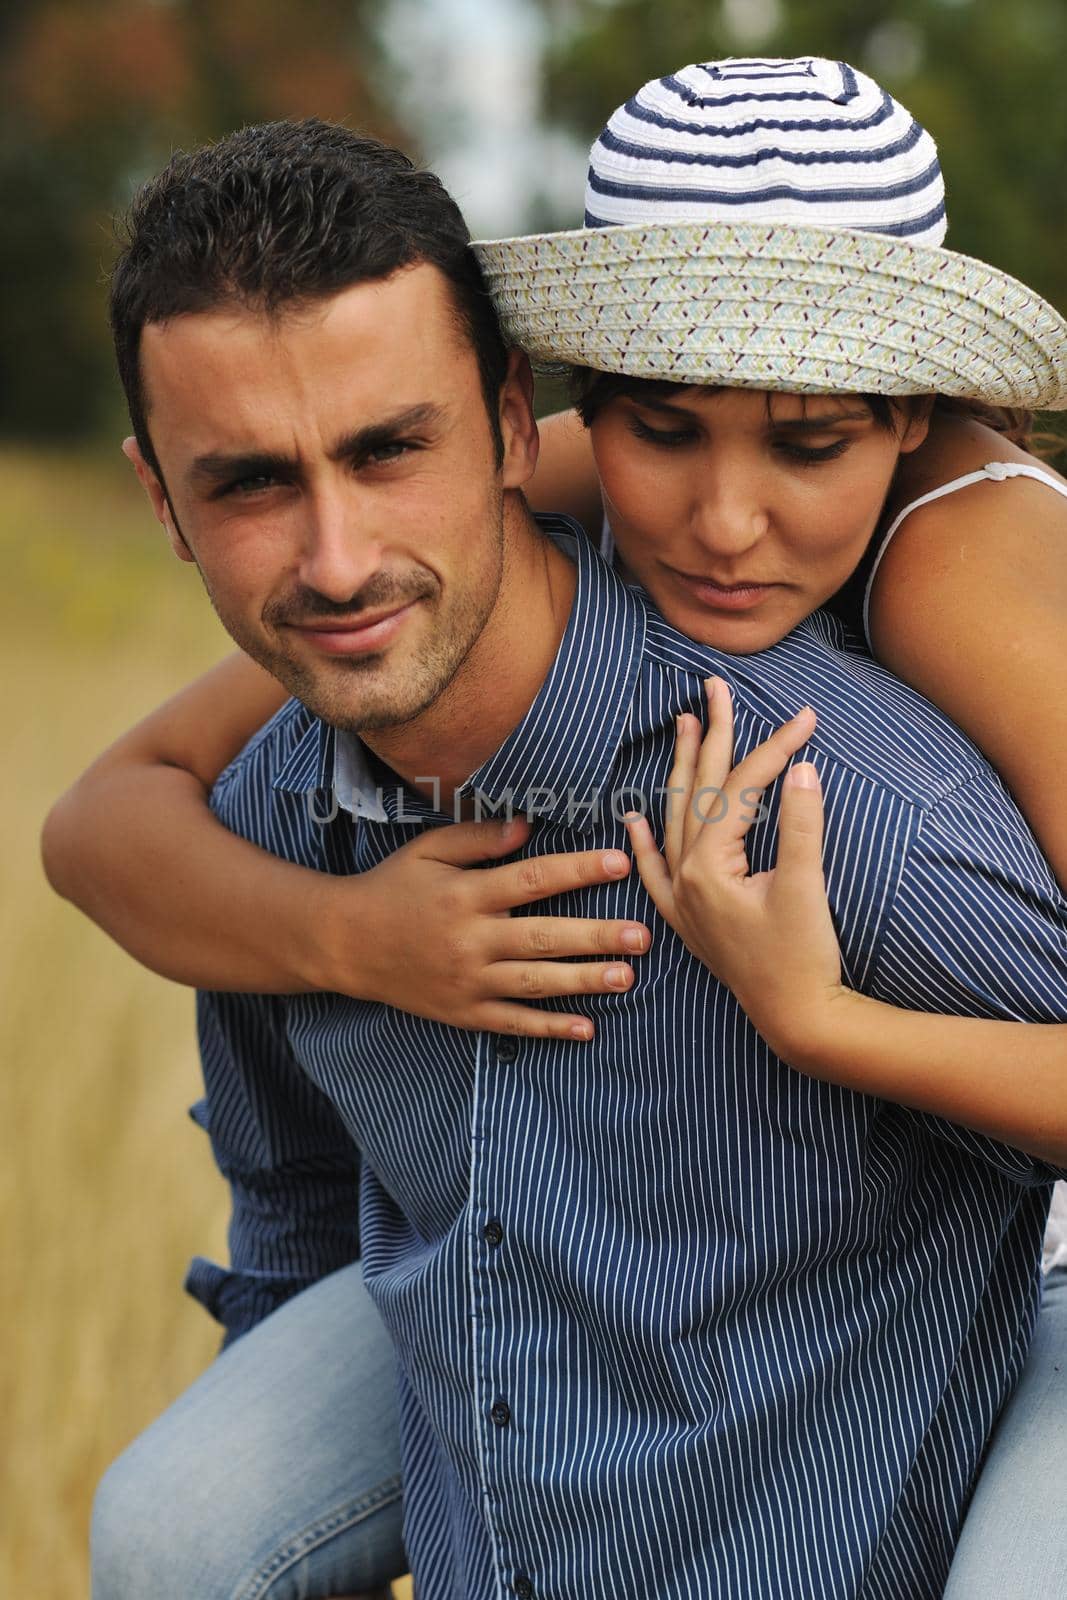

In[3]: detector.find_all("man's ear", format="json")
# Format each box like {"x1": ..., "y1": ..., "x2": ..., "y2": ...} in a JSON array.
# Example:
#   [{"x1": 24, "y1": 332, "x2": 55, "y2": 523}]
[
  {"x1": 898, "y1": 396, "x2": 935, "y2": 456},
  {"x1": 121, "y1": 436, "x2": 195, "y2": 563},
  {"x1": 498, "y1": 349, "x2": 540, "y2": 491}
]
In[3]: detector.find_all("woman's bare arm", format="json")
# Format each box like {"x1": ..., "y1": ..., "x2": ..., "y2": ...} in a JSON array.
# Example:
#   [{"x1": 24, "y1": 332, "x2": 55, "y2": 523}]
[
  {"x1": 42, "y1": 652, "x2": 299, "y2": 984},
  {"x1": 625, "y1": 684, "x2": 1067, "y2": 1169},
  {"x1": 869, "y1": 413, "x2": 1067, "y2": 886},
  {"x1": 42, "y1": 652, "x2": 651, "y2": 1030},
  {"x1": 526, "y1": 409, "x2": 602, "y2": 536}
]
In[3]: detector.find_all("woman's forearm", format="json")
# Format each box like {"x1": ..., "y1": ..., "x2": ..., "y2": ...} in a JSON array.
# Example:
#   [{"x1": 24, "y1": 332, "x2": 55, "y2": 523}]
[
  {"x1": 40, "y1": 650, "x2": 320, "y2": 990},
  {"x1": 43, "y1": 755, "x2": 333, "y2": 990},
  {"x1": 783, "y1": 993, "x2": 1067, "y2": 1169}
]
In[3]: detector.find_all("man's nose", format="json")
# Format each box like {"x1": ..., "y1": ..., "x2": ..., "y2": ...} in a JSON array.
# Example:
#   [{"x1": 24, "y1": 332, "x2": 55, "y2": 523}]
[
  {"x1": 297, "y1": 487, "x2": 385, "y2": 602},
  {"x1": 688, "y1": 468, "x2": 769, "y2": 557}
]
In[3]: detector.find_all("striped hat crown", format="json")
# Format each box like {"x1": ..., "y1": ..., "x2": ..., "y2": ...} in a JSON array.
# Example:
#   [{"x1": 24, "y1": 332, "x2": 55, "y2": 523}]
[{"x1": 586, "y1": 56, "x2": 947, "y2": 245}]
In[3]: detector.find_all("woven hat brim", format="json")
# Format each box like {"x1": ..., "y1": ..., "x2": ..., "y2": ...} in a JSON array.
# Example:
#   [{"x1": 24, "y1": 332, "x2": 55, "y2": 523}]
[{"x1": 472, "y1": 221, "x2": 1067, "y2": 410}]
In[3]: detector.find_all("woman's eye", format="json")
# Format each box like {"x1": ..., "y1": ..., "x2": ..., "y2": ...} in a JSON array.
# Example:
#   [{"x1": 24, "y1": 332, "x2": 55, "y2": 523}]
[
  {"x1": 776, "y1": 439, "x2": 850, "y2": 466},
  {"x1": 626, "y1": 416, "x2": 698, "y2": 449}
]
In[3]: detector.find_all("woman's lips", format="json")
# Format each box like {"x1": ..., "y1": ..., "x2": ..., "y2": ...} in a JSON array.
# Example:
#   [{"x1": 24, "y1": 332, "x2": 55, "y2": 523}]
[
  {"x1": 292, "y1": 601, "x2": 417, "y2": 655},
  {"x1": 672, "y1": 571, "x2": 780, "y2": 613}
]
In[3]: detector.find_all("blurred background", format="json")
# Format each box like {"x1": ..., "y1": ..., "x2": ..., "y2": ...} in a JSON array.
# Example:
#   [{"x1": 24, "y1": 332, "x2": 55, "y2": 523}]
[{"x1": 4, "y1": 0, "x2": 1065, "y2": 1592}]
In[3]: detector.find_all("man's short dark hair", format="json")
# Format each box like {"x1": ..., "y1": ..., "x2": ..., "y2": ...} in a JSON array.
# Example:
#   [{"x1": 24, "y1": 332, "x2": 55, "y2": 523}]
[{"x1": 110, "y1": 119, "x2": 509, "y2": 474}]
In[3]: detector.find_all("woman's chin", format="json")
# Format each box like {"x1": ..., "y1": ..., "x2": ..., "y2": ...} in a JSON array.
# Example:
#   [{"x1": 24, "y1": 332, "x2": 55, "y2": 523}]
[{"x1": 652, "y1": 597, "x2": 801, "y2": 656}]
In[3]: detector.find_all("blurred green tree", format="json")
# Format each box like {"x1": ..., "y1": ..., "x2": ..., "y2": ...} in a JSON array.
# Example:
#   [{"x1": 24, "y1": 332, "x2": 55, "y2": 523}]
[
  {"x1": 538, "y1": 0, "x2": 1067, "y2": 306},
  {"x1": 0, "y1": 0, "x2": 404, "y2": 443}
]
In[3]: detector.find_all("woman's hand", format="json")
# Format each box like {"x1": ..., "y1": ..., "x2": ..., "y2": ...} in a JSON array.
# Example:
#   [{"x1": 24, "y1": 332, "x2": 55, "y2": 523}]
[
  {"x1": 623, "y1": 677, "x2": 849, "y2": 1062},
  {"x1": 305, "y1": 816, "x2": 652, "y2": 1041}
]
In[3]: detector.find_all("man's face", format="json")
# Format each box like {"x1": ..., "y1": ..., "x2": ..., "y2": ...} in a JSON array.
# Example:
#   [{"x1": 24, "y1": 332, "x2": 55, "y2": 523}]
[{"x1": 131, "y1": 265, "x2": 532, "y2": 732}]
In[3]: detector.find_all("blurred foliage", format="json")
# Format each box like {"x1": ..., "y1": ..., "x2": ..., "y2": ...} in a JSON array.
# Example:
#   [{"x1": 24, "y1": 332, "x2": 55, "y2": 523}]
[
  {"x1": 538, "y1": 0, "x2": 1067, "y2": 301},
  {"x1": 3, "y1": 0, "x2": 1065, "y2": 445},
  {"x1": 0, "y1": 0, "x2": 404, "y2": 443}
]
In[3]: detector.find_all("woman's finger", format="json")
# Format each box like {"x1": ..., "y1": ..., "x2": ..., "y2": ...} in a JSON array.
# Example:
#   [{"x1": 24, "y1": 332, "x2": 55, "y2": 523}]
[
  {"x1": 479, "y1": 845, "x2": 632, "y2": 913},
  {"x1": 494, "y1": 916, "x2": 651, "y2": 960},
  {"x1": 701, "y1": 708, "x2": 817, "y2": 854},
  {"x1": 489, "y1": 957, "x2": 636, "y2": 1000},
  {"x1": 688, "y1": 677, "x2": 736, "y2": 838},
  {"x1": 623, "y1": 813, "x2": 678, "y2": 925},
  {"x1": 663, "y1": 714, "x2": 701, "y2": 871},
  {"x1": 772, "y1": 761, "x2": 826, "y2": 887},
  {"x1": 481, "y1": 1002, "x2": 596, "y2": 1042}
]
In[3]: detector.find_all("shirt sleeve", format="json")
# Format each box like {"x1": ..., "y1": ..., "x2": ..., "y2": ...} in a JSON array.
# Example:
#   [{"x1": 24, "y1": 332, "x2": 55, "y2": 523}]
[
  {"x1": 185, "y1": 989, "x2": 362, "y2": 1346},
  {"x1": 866, "y1": 772, "x2": 1067, "y2": 1186}
]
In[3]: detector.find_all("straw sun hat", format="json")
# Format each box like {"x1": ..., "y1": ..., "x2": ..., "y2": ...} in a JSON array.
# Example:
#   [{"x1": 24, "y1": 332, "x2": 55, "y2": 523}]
[{"x1": 472, "y1": 56, "x2": 1067, "y2": 408}]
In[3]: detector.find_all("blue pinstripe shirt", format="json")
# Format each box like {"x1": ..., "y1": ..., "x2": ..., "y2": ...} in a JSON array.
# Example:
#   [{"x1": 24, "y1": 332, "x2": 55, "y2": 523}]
[{"x1": 188, "y1": 519, "x2": 1067, "y2": 1600}]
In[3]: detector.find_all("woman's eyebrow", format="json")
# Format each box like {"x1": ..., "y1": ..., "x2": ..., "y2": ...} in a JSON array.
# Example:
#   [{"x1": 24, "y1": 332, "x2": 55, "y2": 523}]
[
  {"x1": 770, "y1": 409, "x2": 872, "y2": 431},
  {"x1": 627, "y1": 395, "x2": 700, "y2": 419},
  {"x1": 629, "y1": 395, "x2": 872, "y2": 429}
]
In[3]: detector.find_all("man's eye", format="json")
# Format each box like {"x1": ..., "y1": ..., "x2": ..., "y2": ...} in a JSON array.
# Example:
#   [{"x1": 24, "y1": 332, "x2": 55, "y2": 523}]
[
  {"x1": 366, "y1": 441, "x2": 409, "y2": 464},
  {"x1": 776, "y1": 440, "x2": 850, "y2": 467},
  {"x1": 625, "y1": 416, "x2": 698, "y2": 449},
  {"x1": 218, "y1": 474, "x2": 279, "y2": 498}
]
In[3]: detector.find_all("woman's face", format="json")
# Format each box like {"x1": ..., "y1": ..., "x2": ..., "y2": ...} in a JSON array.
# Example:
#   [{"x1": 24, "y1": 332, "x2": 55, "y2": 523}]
[{"x1": 590, "y1": 386, "x2": 929, "y2": 653}]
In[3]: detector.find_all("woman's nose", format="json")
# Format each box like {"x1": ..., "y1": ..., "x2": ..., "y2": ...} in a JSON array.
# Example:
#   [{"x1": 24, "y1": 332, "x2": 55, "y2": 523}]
[{"x1": 688, "y1": 470, "x2": 769, "y2": 556}]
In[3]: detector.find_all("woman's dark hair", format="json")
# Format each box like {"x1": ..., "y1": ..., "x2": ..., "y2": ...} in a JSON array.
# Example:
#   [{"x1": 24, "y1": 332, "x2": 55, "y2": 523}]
[
  {"x1": 569, "y1": 368, "x2": 1034, "y2": 448},
  {"x1": 110, "y1": 119, "x2": 509, "y2": 474}
]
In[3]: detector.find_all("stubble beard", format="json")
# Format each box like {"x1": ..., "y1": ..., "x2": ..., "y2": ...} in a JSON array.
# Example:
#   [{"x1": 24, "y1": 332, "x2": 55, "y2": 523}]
[{"x1": 198, "y1": 498, "x2": 507, "y2": 736}]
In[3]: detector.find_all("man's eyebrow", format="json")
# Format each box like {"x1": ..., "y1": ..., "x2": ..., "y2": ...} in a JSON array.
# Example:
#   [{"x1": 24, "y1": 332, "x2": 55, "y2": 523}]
[
  {"x1": 329, "y1": 403, "x2": 447, "y2": 461},
  {"x1": 187, "y1": 450, "x2": 296, "y2": 489},
  {"x1": 187, "y1": 404, "x2": 448, "y2": 489}
]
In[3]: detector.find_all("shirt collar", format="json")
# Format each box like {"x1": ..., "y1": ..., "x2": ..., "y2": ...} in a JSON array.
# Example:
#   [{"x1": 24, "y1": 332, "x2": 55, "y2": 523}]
[{"x1": 274, "y1": 515, "x2": 648, "y2": 834}]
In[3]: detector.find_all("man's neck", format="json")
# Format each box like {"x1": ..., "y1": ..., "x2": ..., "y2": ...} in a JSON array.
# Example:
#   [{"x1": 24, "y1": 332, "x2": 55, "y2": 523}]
[{"x1": 361, "y1": 504, "x2": 578, "y2": 813}]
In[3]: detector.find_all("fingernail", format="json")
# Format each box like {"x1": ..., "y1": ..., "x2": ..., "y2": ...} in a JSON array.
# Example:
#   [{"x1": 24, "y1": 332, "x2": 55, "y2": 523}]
[
  {"x1": 621, "y1": 926, "x2": 645, "y2": 952},
  {"x1": 570, "y1": 1021, "x2": 593, "y2": 1041},
  {"x1": 604, "y1": 965, "x2": 631, "y2": 988},
  {"x1": 788, "y1": 762, "x2": 818, "y2": 788},
  {"x1": 603, "y1": 851, "x2": 629, "y2": 875}
]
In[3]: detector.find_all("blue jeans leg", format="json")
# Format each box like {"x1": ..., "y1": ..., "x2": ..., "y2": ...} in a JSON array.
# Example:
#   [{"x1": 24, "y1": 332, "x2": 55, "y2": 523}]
[
  {"x1": 91, "y1": 1262, "x2": 405, "y2": 1600},
  {"x1": 943, "y1": 1269, "x2": 1067, "y2": 1598}
]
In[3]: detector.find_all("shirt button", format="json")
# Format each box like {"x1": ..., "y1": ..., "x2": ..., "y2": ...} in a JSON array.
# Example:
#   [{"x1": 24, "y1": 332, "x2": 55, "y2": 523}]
[
  {"x1": 490, "y1": 1399, "x2": 512, "y2": 1427},
  {"x1": 514, "y1": 1579, "x2": 534, "y2": 1599},
  {"x1": 496, "y1": 1036, "x2": 520, "y2": 1063},
  {"x1": 483, "y1": 1218, "x2": 504, "y2": 1248}
]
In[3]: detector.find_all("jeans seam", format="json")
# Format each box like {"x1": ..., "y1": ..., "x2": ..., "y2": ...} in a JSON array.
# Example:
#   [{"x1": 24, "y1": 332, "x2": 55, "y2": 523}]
[{"x1": 232, "y1": 1472, "x2": 404, "y2": 1600}]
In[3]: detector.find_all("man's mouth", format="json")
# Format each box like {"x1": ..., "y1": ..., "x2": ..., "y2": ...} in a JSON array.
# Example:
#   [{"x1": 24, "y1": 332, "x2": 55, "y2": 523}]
[{"x1": 288, "y1": 601, "x2": 418, "y2": 656}]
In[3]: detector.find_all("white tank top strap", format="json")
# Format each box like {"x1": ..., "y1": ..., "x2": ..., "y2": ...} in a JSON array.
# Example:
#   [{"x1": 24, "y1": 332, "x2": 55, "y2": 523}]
[{"x1": 862, "y1": 461, "x2": 1067, "y2": 648}]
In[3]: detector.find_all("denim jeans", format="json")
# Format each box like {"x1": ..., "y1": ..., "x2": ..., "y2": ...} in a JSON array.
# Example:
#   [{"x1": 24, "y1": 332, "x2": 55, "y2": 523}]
[
  {"x1": 92, "y1": 1265, "x2": 1067, "y2": 1598},
  {"x1": 942, "y1": 1267, "x2": 1067, "y2": 1599},
  {"x1": 91, "y1": 1263, "x2": 405, "y2": 1599}
]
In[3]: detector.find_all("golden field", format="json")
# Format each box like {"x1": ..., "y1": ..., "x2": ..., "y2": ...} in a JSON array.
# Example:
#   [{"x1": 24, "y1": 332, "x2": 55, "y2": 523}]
[{"x1": 1, "y1": 449, "x2": 412, "y2": 1597}]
